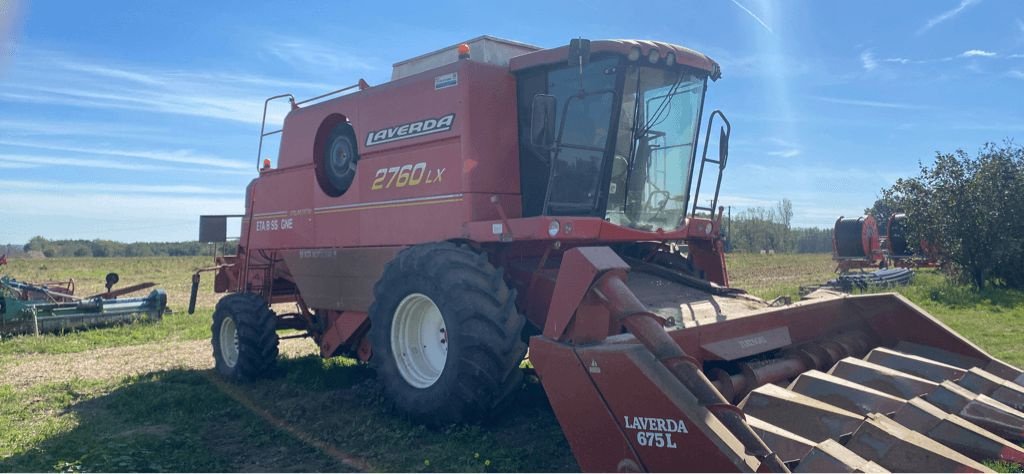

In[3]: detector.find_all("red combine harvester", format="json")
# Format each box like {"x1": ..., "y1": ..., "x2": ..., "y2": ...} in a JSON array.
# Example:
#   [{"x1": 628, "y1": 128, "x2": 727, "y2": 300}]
[{"x1": 193, "y1": 37, "x2": 1024, "y2": 472}]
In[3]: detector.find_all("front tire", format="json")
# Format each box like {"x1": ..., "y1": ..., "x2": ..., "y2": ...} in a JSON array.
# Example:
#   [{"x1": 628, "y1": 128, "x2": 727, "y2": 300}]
[
  {"x1": 212, "y1": 293, "x2": 279, "y2": 381},
  {"x1": 369, "y1": 242, "x2": 526, "y2": 425}
]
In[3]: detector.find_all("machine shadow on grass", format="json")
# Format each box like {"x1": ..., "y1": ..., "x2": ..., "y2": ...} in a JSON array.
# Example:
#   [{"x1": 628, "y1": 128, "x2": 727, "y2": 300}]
[{"x1": 2, "y1": 356, "x2": 576, "y2": 473}]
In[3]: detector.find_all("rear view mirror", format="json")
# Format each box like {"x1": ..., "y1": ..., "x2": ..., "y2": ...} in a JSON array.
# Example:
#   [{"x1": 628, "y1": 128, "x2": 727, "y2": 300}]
[
  {"x1": 719, "y1": 127, "x2": 729, "y2": 169},
  {"x1": 530, "y1": 94, "x2": 557, "y2": 149}
]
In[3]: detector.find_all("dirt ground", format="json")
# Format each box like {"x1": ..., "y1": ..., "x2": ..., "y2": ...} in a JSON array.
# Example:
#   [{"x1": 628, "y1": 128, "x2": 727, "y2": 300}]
[{"x1": 0, "y1": 338, "x2": 319, "y2": 389}]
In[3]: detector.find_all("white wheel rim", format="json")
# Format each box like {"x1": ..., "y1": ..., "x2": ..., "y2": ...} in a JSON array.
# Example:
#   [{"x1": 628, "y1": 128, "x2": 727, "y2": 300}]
[
  {"x1": 220, "y1": 316, "x2": 239, "y2": 368},
  {"x1": 391, "y1": 293, "x2": 448, "y2": 389}
]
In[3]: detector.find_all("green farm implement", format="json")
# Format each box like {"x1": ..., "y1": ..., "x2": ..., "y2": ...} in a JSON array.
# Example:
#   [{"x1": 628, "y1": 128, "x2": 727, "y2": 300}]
[{"x1": 0, "y1": 270, "x2": 167, "y2": 335}]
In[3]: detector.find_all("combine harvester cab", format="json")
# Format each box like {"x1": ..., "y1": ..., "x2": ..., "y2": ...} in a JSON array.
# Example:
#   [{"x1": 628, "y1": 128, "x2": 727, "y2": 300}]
[{"x1": 191, "y1": 36, "x2": 1024, "y2": 472}]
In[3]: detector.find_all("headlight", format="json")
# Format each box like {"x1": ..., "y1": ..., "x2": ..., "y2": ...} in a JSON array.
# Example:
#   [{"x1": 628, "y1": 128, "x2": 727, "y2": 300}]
[{"x1": 548, "y1": 220, "x2": 561, "y2": 237}]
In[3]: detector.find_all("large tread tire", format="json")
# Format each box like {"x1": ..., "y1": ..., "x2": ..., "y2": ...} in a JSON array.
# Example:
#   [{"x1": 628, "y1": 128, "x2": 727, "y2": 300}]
[
  {"x1": 368, "y1": 242, "x2": 527, "y2": 426},
  {"x1": 211, "y1": 293, "x2": 279, "y2": 381}
]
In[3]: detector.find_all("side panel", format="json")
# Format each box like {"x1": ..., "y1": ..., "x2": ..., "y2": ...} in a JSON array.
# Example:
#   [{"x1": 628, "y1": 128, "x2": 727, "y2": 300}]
[
  {"x1": 280, "y1": 247, "x2": 400, "y2": 312},
  {"x1": 254, "y1": 60, "x2": 522, "y2": 251},
  {"x1": 245, "y1": 166, "x2": 315, "y2": 250}
]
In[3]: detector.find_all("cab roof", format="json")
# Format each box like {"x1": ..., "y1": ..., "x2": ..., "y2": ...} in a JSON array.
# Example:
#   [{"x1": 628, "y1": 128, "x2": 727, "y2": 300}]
[{"x1": 509, "y1": 39, "x2": 721, "y2": 80}]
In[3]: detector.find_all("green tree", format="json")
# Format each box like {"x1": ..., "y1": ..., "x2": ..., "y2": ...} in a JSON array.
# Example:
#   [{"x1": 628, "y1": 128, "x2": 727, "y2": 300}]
[{"x1": 883, "y1": 142, "x2": 1024, "y2": 288}]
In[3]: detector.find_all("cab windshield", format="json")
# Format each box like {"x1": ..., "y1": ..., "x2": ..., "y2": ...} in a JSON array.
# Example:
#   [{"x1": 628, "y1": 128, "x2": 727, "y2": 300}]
[
  {"x1": 519, "y1": 58, "x2": 707, "y2": 231},
  {"x1": 607, "y1": 67, "x2": 705, "y2": 231}
]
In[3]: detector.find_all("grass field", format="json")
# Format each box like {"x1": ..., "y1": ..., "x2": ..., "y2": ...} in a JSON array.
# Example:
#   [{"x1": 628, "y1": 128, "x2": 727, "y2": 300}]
[{"x1": 1, "y1": 253, "x2": 1023, "y2": 472}]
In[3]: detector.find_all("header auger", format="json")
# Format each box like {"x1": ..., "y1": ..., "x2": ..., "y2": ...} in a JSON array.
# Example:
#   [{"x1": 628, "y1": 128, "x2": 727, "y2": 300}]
[{"x1": 192, "y1": 36, "x2": 1024, "y2": 472}]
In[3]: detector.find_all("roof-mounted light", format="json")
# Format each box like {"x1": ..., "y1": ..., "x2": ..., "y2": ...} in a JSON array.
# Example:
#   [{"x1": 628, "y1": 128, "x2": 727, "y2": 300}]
[
  {"x1": 457, "y1": 43, "x2": 471, "y2": 60},
  {"x1": 665, "y1": 52, "x2": 676, "y2": 67},
  {"x1": 647, "y1": 49, "x2": 660, "y2": 64},
  {"x1": 628, "y1": 47, "x2": 641, "y2": 62}
]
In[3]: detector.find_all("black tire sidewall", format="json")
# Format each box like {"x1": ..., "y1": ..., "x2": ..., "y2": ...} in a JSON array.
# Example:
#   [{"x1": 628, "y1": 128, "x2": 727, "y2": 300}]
[
  {"x1": 369, "y1": 243, "x2": 526, "y2": 424},
  {"x1": 212, "y1": 309, "x2": 239, "y2": 379},
  {"x1": 211, "y1": 293, "x2": 278, "y2": 382},
  {"x1": 319, "y1": 124, "x2": 358, "y2": 197}
]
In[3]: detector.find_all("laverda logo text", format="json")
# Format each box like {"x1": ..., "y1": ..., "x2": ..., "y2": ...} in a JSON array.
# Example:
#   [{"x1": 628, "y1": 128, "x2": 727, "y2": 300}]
[{"x1": 365, "y1": 113, "x2": 455, "y2": 147}]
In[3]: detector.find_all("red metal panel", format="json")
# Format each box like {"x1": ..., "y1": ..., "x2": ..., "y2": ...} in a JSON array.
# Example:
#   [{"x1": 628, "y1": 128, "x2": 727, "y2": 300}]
[
  {"x1": 319, "y1": 311, "x2": 369, "y2": 358},
  {"x1": 529, "y1": 337, "x2": 643, "y2": 472},
  {"x1": 573, "y1": 343, "x2": 757, "y2": 472},
  {"x1": 542, "y1": 247, "x2": 629, "y2": 341},
  {"x1": 247, "y1": 167, "x2": 315, "y2": 250}
]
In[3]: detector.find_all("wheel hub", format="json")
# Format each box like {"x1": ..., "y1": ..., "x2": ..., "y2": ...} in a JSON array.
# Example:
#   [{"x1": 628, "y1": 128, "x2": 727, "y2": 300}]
[
  {"x1": 391, "y1": 293, "x2": 448, "y2": 388},
  {"x1": 219, "y1": 316, "x2": 239, "y2": 368}
]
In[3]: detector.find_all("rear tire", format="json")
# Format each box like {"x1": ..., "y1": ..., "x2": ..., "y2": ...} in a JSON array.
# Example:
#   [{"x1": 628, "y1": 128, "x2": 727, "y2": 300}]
[
  {"x1": 212, "y1": 293, "x2": 279, "y2": 381},
  {"x1": 369, "y1": 242, "x2": 527, "y2": 426}
]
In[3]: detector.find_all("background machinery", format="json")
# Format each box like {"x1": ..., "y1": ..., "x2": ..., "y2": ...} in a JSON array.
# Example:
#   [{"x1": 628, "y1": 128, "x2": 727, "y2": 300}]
[
  {"x1": 832, "y1": 215, "x2": 886, "y2": 272},
  {"x1": 1, "y1": 259, "x2": 166, "y2": 335},
  {"x1": 192, "y1": 36, "x2": 1024, "y2": 472}
]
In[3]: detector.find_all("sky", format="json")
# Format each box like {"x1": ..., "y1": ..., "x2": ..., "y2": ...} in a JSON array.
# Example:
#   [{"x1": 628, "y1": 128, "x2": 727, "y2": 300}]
[{"x1": 0, "y1": 0, "x2": 1022, "y2": 244}]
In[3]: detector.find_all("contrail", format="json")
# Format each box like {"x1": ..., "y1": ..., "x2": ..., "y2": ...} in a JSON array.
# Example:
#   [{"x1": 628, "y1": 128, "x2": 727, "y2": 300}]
[
  {"x1": 918, "y1": 0, "x2": 981, "y2": 35},
  {"x1": 728, "y1": 0, "x2": 773, "y2": 34}
]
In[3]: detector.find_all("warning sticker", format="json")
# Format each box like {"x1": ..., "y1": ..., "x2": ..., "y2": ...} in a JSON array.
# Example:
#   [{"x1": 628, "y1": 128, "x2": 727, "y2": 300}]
[{"x1": 434, "y1": 72, "x2": 458, "y2": 90}]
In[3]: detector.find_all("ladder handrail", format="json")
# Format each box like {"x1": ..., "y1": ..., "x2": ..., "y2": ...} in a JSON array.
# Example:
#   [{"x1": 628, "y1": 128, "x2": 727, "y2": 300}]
[
  {"x1": 256, "y1": 94, "x2": 295, "y2": 172},
  {"x1": 690, "y1": 110, "x2": 731, "y2": 217},
  {"x1": 254, "y1": 80, "x2": 371, "y2": 172}
]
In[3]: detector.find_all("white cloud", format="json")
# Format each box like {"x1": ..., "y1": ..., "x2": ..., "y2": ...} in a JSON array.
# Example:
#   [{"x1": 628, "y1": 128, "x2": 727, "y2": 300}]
[
  {"x1": 0, "y1": 153, "x2": 252, "y2": 175},
  {"x1": 882, "y1": 57, "x2": 911, "y2": 64},
  {"x1": 263, "y1": 35, "x2": 379, "y2": 73},
  {"x1": 918, "y1": 0, "x2": 982, "y2": 34},
  {"x1": 767, "y1": 149, "x2": 801, "y2": 158},
  {"x1": 860, "y1": 50, "x2": 878, "y2": 71},
  {"x1": 0, "y1": 47, "x2": 338, "y2": 125},
  {"x1": 718, "y1": 194, "x2": 777, "y2": 208},
  {"x1": 0, "y1": 179, "x2": 242, "y2": 195},
  {"x1": 0, "y1": 139, "x2": 248, "y2": 170},
  {"x1": 812, "y1": 96, "x2": 929, "y2": 110},
  {"x1": 0, "y1": 118, "x2": 164, "y2": 140},
  {"x1": 0, "y1": 161, "x2": 36, "y2": 169},
  {"x1": 1009, "y1": 70, "x2": 1024, "y2": 79},
  {"x1": 960, "y1": 49, "x2": 997, "y2": 57},
  {"x1": 0, "y1": 192, "x2": 242, "y2": 242}
]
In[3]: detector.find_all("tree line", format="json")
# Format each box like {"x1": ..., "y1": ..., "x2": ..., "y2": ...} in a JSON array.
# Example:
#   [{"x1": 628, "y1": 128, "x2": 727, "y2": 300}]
[
  {"x1": 10, "y1": 202, "x2": 835, "y2": 259},
  {"x1": 723, "y1": 199, "x2": 834, "y2": 254},
  {"x1": 18, "y1": 236, "x2": 237, "y2": 258}
]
